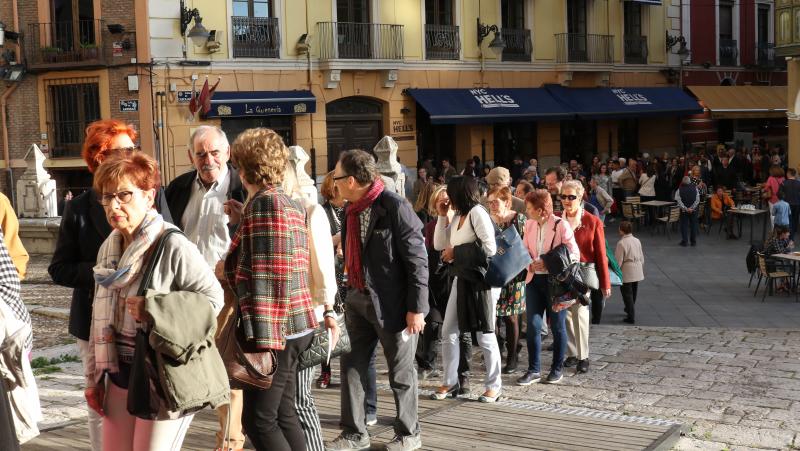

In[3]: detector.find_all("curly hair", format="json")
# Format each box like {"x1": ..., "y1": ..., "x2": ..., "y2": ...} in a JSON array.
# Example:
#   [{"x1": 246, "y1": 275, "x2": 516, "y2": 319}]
[
  {"x1": 93, "y1": 152, "x2": 160, "y2": 194},
  {"x1": 82, "y1": 119, "x2": 138, "y2": 173},
  {"x1": 231, "y1": 128, "x2": 288, "y2": 187}
]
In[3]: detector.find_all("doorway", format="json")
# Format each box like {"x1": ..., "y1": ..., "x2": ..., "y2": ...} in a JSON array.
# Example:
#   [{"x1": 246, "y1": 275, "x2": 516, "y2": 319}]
[
  {"x1": 326, "y1": 97, "x2": 384, "y2": 171},
  {"x1": 561, "y1": 120, "x2": 596, "y2": 166}
]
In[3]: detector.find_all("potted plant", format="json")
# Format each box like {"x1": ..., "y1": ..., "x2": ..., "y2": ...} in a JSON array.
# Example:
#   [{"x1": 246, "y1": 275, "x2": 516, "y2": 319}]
[
  {"x1": 40, "y1": 46, "x2": 62, "y2": 63},
  {"x1": 80, "y1": 42, "x2": 99, "y2": 60}
]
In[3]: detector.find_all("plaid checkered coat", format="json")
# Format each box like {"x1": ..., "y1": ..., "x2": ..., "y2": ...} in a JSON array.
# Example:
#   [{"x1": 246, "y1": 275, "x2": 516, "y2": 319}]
[{"x1": 224, "y1": 186, "x2": 317, "y2": 350}]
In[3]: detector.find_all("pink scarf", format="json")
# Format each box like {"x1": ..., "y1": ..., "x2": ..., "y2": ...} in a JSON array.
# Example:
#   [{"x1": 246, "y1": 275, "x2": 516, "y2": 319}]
[{"x1": 345, "y1": 178, "x2": 385, "y2": 290}]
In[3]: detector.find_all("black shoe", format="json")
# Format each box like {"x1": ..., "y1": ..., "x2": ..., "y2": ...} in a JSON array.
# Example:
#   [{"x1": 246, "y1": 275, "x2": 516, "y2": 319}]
[
  {"x1": 563, "y1": 356, "x2": 579, "y2": 368},
  {"x1": 458, "y1": 375, "x2": 470, "y2": 395},
  {"x1": 515, "y1": 371, "x2": 542, "y2": 386},
  {"x1": 623, "y1": 317, "x2": 635, "y2": 324},
  {"x1": 577, "y1": 359, "x2": 589, "y2": 374},
  {"x1": 679, "y1": 241, "x2": 688, "y2": 247},
  {"x1": 502, "y1": 356, "x2": 519, "y2": 374},
  {"x1": 543, "y1": 371, "x2": 563, "y2": 384},
  {"x1": 545, "y1": 343, "x2": 554, "y2": 351},
  {"x1": 690, "y1": 241, "x2": 696, "y2": 247}
]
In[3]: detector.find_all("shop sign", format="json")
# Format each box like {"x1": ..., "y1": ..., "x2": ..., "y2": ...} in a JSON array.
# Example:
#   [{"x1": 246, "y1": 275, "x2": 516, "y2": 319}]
[
  {"x1": 612, "y1": 88, "x2": 652, "y2": 106},
  {"x1": 177, "y1": 91, "x2": 198, "y2": 103},
  {"x1": 392, "y1": 120, "x2": 414, "y2": 133},
  {"x1": 119, "y1": 100, "x2": 139, "y2": 112},
  {"x1": 469, "y1": 89, "x2": 520, "y2": 109}
]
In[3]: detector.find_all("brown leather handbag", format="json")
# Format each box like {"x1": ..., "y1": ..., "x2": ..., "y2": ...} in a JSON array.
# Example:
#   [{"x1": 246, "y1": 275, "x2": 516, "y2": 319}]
[{"x1": 216, "y1": 292, "x2": 278, "y2": 390}]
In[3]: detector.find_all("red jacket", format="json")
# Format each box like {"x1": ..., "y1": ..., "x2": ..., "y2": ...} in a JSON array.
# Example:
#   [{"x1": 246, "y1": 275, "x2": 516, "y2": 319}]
[{"x1": 557, "y1": 210, "x2": 610, "y2": 291}]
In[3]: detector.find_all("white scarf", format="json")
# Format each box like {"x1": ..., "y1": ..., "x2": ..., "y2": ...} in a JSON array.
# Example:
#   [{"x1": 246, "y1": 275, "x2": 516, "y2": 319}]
[{"x1": 90, "y1": 210, "x2": 165, "y2": 383}]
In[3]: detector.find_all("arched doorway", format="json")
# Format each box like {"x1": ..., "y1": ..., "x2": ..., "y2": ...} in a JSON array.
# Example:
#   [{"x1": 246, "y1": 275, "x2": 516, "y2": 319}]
[{"x1": 326, "y1": 97, "x2": 383, "y2": 171}]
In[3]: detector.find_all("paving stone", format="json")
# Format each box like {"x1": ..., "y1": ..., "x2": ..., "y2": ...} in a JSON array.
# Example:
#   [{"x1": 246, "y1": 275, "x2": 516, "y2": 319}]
[
  {"x1": 647, "y1": 365, "x2": 702, "y2": 379},
  {"x1": 702, "y1": 423, "x2": 795, "y2": 449},
  {"x1": 728, "y1": 396, "x2": 793, "y2": 410},
  {"x1": 631, "y1": 384, "x2": 693, "y2": 397},
  {"x1": 688, "y1": 389, "x2": 734, "y2": 402},
  {"x1": 656, "y1": 396, "x2": 716, "y2": 411}
]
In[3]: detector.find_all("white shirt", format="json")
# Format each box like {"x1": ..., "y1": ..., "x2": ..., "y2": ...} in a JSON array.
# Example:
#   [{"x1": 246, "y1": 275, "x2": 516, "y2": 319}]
[
  {"x1": 638, "y1": 173, "x2": 657, "y2": 197},
  {"x1": 611, "y1": 168, "x2": 625, "y2": 185},
  {"x1": 182, "y1": 164, "x2": 231, "y2": 268},
  {"x1": 433, "y1": 206, "x2": 496, "y2": 257}
]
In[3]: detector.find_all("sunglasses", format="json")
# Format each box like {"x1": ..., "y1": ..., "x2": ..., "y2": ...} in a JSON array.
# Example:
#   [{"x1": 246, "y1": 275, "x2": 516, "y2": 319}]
[{"x1": 559, "y1": 194, "x2": 578, "y2": 201}]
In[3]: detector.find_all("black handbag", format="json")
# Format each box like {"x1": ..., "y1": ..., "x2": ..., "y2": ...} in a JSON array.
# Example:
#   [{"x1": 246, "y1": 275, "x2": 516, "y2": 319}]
[
  {"x1": 297, "y1": 315, "x2": 351, "y2": 371},
  {"x1": 127, "y1": 228, "x2": 182, "y2": 419}
]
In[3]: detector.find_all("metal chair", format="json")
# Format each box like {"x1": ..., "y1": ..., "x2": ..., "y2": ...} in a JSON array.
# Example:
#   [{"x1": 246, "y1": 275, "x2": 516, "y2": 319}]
[
  {"x1": 753, "y1": 253, "x2": 796, "y2": 302},
  {"x1": 622, "y1": 202, "x2": 645, "y2": 230},
  {"x1": 655, "y1": 206, "x2": 681, "y2": 239}
]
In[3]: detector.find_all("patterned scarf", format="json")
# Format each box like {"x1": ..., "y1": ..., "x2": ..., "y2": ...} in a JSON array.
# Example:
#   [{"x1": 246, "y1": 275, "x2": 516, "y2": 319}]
[
  {"x1": 0, "y1": 229, "x2": 31, "y2": 349},
  {"x1": 91, "y1": 210, "x2": 165, "y2": 383},
  {"x1": 345, "y1": 178, "x2": 384, "y2": 290}
]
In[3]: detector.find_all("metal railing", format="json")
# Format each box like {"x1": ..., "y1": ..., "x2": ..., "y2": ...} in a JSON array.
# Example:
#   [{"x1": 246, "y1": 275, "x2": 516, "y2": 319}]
[
  {"x1": 27, "y1": 19, "x2": 105, "y2": 68},
  {"x1": 757, "y1": 41, "x2": 775, "y2": 67},
  {"x1": 555, "y1": 33, "x2": 614, "y2": 64},
  {"x1": 719, "y1": 38, "x2": 738, "y2": 66},
  {"x1": 232, "y1": 16, "x2": 280, "y2": 58},
  {"x1": 425, "y1": 24, "x2": 459, "y2": 60},
  {"x1": 623, "y1": 35, "x2": 648, "y2": 64},
  {"x1": 317, "y1": 21, "x2": 404, "y2": 60},
  {"x1": 501, "y1": 28, "x2": 532, "y2": 62},
  {"x1": 47, "y1": 82, "x2": 101, "y2": 158}
]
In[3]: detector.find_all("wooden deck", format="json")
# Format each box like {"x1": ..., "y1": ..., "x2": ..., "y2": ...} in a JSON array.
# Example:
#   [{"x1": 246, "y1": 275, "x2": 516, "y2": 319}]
[{"x1": 24, "y1": 388, "x2": 682, "y2": 450}]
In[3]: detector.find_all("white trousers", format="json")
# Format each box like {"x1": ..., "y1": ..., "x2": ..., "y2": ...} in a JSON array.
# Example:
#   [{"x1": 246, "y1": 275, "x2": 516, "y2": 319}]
[
  {"x1": 441, "y1": 279, "x2": 502, "y2": 392},
  {"x1": 565, "y1": 303, "x2": 590, "y2": 360},
  {"x1": 78, "y1": 338, "x2": 103, "y2": 451},
  {"x1": 103, "y1": 382, "x2": 194, "y2": 451}
]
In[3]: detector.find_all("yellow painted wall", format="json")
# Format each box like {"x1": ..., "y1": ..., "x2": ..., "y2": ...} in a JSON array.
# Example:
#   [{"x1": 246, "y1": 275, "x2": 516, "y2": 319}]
[
  {"x1": 533, "y1": 0, "x2": 564, "y2": 62},
  {"x1": 787, "y1": 59, "x2": 800, "y2": 168},
  {"x1": 184, "y1": 0, "x2": 231, "y2": 60},
  {"x1": 379, "y1": 0, "x2": 424, "y2": 60}
]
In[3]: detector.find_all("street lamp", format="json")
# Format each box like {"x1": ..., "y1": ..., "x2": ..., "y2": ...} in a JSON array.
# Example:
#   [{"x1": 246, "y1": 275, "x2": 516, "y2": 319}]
[
  {"x1": 180, "y1": 1, "x2": 210, "y2": 47},
  {"x1": 666, "y1": 32, "x2": 689, "y2": 55},
  {"x1": 477, "y1": 18, "x2": 505, "y2": 54}
]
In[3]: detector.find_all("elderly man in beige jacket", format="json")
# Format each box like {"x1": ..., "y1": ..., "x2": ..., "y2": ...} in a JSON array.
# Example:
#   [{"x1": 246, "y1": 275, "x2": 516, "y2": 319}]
[
  {"x1": 483, "y1": 167, "x2": 526, "y2": 214},
  {"x1": 614, "y1": 221, "x2": 644, "y2": 324}
]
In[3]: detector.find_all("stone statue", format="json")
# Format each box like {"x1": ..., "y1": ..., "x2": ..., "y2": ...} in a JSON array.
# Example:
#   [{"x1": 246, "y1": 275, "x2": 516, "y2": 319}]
[
  {"x1": 373, "y1": 136, "x2": 405, "y2": 196},
  {"x1": 288, "y1": 145, "x2": 318, "y2": 205},
  {"x1": 16, "y1": 144, "x2": 58, "y2": 218}
]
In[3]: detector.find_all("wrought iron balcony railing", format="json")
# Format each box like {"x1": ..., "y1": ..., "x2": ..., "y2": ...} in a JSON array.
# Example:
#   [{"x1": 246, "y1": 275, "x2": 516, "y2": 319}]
[
  {"x1": 27, "y1": 19, "x2": 106, "y2": 69},
  {"x1": 501, "y1": 28, "x2": 532, "y2": 62},
  {"x1": 232, "y1": 16, "x2": 280, "y2": 58},
  {"x1": 624, "y1": 35, "x2": 648, "y2": 64},
  {"x1": 425, "y1": 24, "x2": 459, "y2": 60},
  {"x1": 317, "y1": 22, "x2": 404, "y2": 60},
  {"x1": 555, "y1": 33, "x2": 614, "y2": 64},
  {"x1": 719, "y1": 38, "x2": 738, "y2": 66}
]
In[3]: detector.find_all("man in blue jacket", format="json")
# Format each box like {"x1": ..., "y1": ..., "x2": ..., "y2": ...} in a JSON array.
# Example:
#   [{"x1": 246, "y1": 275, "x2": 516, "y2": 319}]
[{"x1": 327, "y1": 149, "x2": 428, "y2": 451}]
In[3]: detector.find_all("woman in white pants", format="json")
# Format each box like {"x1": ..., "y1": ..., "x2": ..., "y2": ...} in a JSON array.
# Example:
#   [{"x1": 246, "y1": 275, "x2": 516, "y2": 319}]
[{"x1": 431, "y1": 176, "x2": 502, "y2": 403}]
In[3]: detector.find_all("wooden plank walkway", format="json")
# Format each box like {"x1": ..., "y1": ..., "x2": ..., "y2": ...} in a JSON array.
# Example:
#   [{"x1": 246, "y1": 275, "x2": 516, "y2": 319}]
[{"x1": 24, "y1": 388, "x2": 682, "y2": 450}]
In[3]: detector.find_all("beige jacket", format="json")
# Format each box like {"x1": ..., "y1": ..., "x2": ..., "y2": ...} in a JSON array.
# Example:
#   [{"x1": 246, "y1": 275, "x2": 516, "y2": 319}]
[{"x1": 614, "y1": 234, "x2": 644, "y2": 283}]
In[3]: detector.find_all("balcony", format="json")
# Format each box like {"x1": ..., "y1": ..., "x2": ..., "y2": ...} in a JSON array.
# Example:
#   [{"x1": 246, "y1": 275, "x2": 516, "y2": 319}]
[
  {"x1": 556, "y1": 33, "x2": 614, "y2": 64},
  {"x1": 623, "y1": 35, "x2": 648, "y2": 64},
  {"x1": 425, "y1": 24, "x2": 459, "y2": 60},
  {"x1": 317, "y1": 22, "x2": 404, "y2": 60},
  {"x1": 756, "y1": 42, "x2": 786, "y2": 69},
  {"x1": 719, "y1": 38, "x2": 738, "y2": 66},
  {"x1": 27, "y1": 19, "x2": 106, "y2": 70},
  {"x1": 232, "y1": 16, "x2": 280, "y2": 58},
  {"x1": 501, "y1": 28, "x2": 532, "y2": 62}
]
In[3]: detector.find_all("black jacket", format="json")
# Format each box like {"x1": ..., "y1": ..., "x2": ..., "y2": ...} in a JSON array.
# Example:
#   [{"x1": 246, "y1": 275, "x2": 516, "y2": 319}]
[
  {"x1": 341, "y1": 189, "x2": 429, "y2": 333},
  {"x1": 164, "y1": 163, "x2": 246, "y2": 232},
  {"x1": 451, "y1": 241, "x2": 494, "y2": 333}
]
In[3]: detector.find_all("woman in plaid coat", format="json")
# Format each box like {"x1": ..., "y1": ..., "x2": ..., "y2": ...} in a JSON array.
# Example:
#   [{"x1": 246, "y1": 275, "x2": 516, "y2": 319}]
[{"x1": 224, "y1": 128, "x2": 318, "y2": 451}]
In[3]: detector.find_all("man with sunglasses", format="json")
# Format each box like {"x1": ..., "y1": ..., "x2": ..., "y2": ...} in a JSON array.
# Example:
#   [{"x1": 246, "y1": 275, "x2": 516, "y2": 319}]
[{"x1": 164, "y1": 125, "x2": 246, "y2": 451}]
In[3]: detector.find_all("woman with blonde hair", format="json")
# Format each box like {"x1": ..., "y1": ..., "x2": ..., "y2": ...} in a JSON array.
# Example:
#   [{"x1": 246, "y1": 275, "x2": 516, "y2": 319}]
[{"x1": 414, "y1": 180, "x2": 437, "y2": 224}]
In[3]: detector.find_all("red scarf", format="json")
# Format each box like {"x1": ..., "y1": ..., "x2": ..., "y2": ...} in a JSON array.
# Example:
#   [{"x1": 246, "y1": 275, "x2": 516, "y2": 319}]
[{"x1": 345, "y1": 178, "x2": 385, "y2": 290}]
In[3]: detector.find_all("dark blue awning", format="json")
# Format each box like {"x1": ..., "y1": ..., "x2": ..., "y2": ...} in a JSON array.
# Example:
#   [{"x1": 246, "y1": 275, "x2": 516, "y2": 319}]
[
  {"x1": 205, "y1": 90, "x2": 316, "y2": 118},
  {"x1": 406, "y1": 88, "x2": 573, "y2": 124},
  {"x1": 544, "y1": 85, "x2": 702, "y2": 119},
  {"x1": 625, "y1": 0, "x2": 661, "y2": 5}
]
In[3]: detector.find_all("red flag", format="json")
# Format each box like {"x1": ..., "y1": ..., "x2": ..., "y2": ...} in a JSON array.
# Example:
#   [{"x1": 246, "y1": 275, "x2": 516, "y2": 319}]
[
  {"x1": 201, "y1": 77, "x2": 220, "y2": 115},
  {"x1": 192, "y1": 78, "x2": 209, "y2": 116}
]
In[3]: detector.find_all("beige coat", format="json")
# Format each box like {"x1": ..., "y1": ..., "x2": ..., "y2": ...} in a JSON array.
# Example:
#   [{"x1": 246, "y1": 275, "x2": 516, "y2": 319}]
[{"x1": 614, "y1": 234, "x2": 644, "y2": 283}]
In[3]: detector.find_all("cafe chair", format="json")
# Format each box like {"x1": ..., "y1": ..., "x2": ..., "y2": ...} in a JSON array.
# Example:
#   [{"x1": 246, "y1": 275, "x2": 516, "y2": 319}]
[
  {"x1": 622, "y1": 202, "x2": 645, "y2": 230},
  {"x1": 625, "y1": 196, "x2": 641, "y2": 204},
  {"x1": 655, "y1": 206, "x2": 680, "y2": 239},
  {"x1": 753, "y1": 253, "x2": 796, "y2": 302}
]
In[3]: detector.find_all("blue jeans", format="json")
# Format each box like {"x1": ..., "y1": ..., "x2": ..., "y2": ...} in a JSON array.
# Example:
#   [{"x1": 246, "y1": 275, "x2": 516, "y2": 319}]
[
  {"x1": 680, "y1": 210, "x2": 699, "y2": 244},
  {"x1": 525, "y1": 275, "x2": 567, "y2": 375}
]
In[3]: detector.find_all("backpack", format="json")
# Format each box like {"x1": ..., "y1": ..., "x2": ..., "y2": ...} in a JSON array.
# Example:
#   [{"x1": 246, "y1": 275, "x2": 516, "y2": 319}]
[{"x1": 746, "y1": 243, "x2": 763, "y2": 274}]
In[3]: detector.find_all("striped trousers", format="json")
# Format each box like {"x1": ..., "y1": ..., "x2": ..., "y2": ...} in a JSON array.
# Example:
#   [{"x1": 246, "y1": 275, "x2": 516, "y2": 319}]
[{"x1": 295, "y1": 366, "x2": 324, "y2": 451}]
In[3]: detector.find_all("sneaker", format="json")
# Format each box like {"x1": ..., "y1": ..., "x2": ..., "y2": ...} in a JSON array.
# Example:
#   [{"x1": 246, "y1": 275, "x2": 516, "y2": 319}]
[
  {"x1": 577, "y1": 359, "x2": 590, "y2": 374},
  {"x1": 326, "y1": 433, "x2": 371, "y2": 451},
  {"x1": 515, "y1": 371, "x2": 541, "y2": 386},
  {"x1": 543, "y1": 371, "x2": 563, "y2": 384},
  {"x1": 383, "y1": 434, "x2": 422, "y2": 451},
  {"x1": 458, "y1": 375, "x2": 470, "y2": 395},
  {"x1": 419, "y1": 368, "x2": 439, "y2": 381},
  {"x1": 366, "y1": 414, "x2": 378, "y2": 426},
  {"x1": 563, "y1": 356, "x2": 579, "y2": 368},
  {"x1": 317, "y1": 372, "x2": 331, "y2": 389}
]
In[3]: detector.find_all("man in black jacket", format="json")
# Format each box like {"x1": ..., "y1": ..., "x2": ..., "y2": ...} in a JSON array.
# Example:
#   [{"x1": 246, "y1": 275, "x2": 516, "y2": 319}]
[
  {"x1": 781, "y1": 168, "x2": 800, "y2": 239},
  {"x1": 327, "y1": 149, "x2": 428, "y2": 451},
  {"x1": 164, "y1": 125, "x2": 246, "y2": 451}
]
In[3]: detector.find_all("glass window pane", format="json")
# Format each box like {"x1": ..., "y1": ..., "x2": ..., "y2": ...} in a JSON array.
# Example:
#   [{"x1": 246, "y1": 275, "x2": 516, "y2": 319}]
[
  {"x1": 233, "y1": 2, "x2": 248, "y2": 16},
  {"x1": 254, "y1": 1, "x2": 269, "y2": 17}
]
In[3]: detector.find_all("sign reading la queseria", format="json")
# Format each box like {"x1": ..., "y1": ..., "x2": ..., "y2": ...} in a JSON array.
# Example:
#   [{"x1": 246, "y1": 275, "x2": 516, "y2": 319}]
[
  {"x1": 470, "y1": 89, "x2": 520, "y2": 109},
  {"x1": 612, "y1": 89, "x2": 652, "y2": 106}
]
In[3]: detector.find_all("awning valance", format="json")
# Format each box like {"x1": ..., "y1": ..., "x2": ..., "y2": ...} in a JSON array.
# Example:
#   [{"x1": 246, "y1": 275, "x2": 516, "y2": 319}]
[
  {"x1": 544, "y1": 85, "x2": 702, "y2": 119},
  {"x1": 205, "y1": 90, "x2": 316, "y2": 118},
  {"x1": 686, "y1": 86, "x2": 787, "y2": 119},
  {"x1": 406, "y1": 88, "x2": 573, "y2": 124}
]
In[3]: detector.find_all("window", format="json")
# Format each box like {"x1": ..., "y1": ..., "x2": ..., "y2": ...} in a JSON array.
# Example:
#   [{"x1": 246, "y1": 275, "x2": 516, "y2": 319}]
[
  {"x1": 426, "y1": 0, "x2": 453, "y2": 26},
  {"x1": 624, "y1": 3, "x2": 642, "y2": 37},
  {"x1": 337, "y1": 0, "x2": 370, "y2": 23},
  {"x1": 567, "y1": 0, "x2": 587, "y2": 35},
  {"x1": 46, "y1": 78, "x2": 101, "y2": 158},
  {"x1": 501, "y1": 0, "x2": 525, "y2": 30},
  {"x1": 719, "y1": 0, "x2": 733, "y2": 41},
  {"x1": 232, "y1": 0, "x2": 271, "y2": 18},
  {"x1": 50, "y1": 0, "x2": 95, "y2": 51},
  {"x1": 758, "y1": 4, "x2": 770, "y2": 44}
]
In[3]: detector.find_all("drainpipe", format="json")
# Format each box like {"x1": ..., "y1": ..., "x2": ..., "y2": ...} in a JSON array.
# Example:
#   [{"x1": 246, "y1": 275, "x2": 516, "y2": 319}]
[
  {"x1": 1, "y1": 84, "x2": 18, "y2": 210},
  {"x1": 11, "y1": 0, "x2": 20, "y2": 63}
]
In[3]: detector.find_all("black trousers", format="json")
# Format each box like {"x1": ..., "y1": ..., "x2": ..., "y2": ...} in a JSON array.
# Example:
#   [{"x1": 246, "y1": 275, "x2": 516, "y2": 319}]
[
  {"x1": 620, "y1": 282, "x2": 639, "y2": 321},
  {"x1": 242, "y1": 332, "x2": 314, "y2": 451},
  {"x1": 590, "y1": 288, "x2": 604, "y2": 325}
]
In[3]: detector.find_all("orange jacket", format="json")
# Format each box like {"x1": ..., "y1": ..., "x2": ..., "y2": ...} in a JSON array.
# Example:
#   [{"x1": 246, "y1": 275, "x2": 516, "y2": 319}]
[{"x1": 710, "y1": 193, "x2": 734, "y2": 220}]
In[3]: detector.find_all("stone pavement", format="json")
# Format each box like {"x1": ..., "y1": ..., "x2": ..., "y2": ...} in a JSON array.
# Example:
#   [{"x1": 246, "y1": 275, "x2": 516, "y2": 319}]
[{"x1": 20, "y1": 219, "x2": 800, "y2": 450}]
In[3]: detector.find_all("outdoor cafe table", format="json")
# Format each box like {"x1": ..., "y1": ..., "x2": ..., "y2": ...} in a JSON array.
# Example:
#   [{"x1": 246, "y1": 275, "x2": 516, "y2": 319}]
[
  {"x1": 639, "y1": 200, "x2": 675, "y2": 232},
  {"x1": 768, "y1": 252, "x2": 800, "y2": 301},
  {"x1": 727, "y1": 208, "x2": 769, "y2": 244}
]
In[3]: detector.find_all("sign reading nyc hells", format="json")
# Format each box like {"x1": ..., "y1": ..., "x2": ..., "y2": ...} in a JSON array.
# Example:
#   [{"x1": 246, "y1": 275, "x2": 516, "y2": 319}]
[
  {"x1": 470, "y1": 89, "x2": 520, "y2": 109},
  {"x1": 612, "y1": 88, "x2": 652, "y2": 106}
]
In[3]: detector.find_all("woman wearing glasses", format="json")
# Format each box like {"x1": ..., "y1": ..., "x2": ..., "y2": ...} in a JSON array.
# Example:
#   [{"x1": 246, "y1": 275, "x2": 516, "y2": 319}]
[
  {"x1": 557, "y1": 181, "x2": 610, "y2": 375},
  {"x1": 48, "y1": 120, "x2": 174, "y2": 450}
]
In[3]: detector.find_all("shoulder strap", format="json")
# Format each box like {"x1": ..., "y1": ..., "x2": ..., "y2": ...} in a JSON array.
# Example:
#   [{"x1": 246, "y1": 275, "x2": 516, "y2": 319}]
[
  {"x1": 549, "y1": 219, "x2": 561, "y2": 250},
  {"x1": 137, "y1": 228, "x2": 184, "y2": 297}
]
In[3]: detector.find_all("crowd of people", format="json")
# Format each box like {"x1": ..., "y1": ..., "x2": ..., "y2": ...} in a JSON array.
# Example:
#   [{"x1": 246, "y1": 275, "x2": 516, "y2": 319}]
[{"x1": 0, "y1": 116, "x2": 793, "y2": 451}]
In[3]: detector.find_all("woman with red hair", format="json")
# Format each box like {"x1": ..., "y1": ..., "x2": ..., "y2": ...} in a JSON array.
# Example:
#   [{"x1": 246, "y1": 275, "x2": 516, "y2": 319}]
[{"x1": 48, "y1": 119, "x2": 171, "y2": 451}]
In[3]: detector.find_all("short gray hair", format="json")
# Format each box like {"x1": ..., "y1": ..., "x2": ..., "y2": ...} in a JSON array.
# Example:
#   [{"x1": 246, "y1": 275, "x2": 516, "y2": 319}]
[
  {"x1": 189, "y1": 125, "x2": 229, "y2": 152},
  {"x1": 561, "y1": 180, "x2": 585, "y2": 198}
]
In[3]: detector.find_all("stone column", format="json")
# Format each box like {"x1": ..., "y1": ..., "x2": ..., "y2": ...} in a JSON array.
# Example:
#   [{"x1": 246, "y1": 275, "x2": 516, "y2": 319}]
[
  {"x1": 373, "y1": 136, "x2": 405, "y2": 196},
  {"x1": 288, "y1": 145, "x2": 318, "y2": 204},
  {"x1": 16, "y1": 144, "x2": 58, "y2": 218}
]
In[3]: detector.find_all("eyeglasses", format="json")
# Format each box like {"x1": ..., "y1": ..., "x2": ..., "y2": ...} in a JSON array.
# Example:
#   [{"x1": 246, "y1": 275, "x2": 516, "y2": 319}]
[
  {"x1": 100, "y1": 190, "x2": 137, "y2": 206},
  {"x1": 110, "y1": 146, "x2": 141, "y2": 153},
  {"x1": 194, "y1": 149, "x2": 222, "y2": 160},
  {"x1": 332, "y1": 174, "x2": 351, "y2": 181},
  {"x1": 559, "y1": 194, "x2": 578, "y2": 201}
]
